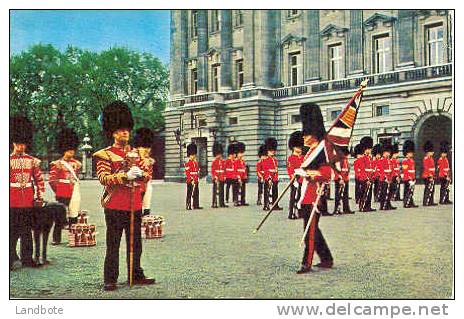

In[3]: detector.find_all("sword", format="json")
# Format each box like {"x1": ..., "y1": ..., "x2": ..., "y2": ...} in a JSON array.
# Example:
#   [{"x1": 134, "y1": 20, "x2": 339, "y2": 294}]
[{"x1": 405, "y1": 180, "x2": 415, "y2": 207}]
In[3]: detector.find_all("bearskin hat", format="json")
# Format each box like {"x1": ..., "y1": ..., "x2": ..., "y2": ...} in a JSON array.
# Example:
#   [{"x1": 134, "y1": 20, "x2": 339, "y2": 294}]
[
  {"x1": 360, "y1": 136, "x2": 373, "y2": 150},
  {"x1": 440, "y1": 141, "x2": 450, "y2": 154},
  {"x1": 236, "y1": 142, "x2": 246, "y2": 154},
  {"x1": 212, "y1": 142, "x2": 224, "y2": 156},
  {"x1": 10, "y1": 116, "x2": 34, "y2": 146},
  {"x1": 423, "y1": 141, "x2": 434, "y2": 153},
  {"x1": 56, "y1": 128, "x2": 79, "y2": 154},
  {"x1": 300, "y1": 103, "x2": 326, "y2": 140},
  {"x1": 288, "y1": 131, "x2": 304, "y2": 150},
  {"x1": 187, "y1": 143, "x2": 197, "y2": 156},
  {"x1": 381, "y1": 141, "x2": 392, "y2": 154},
  {"x1": 402, "y1": 140, "x2": 415, "y2": 156},
  {"x1": 265, "y1": 137, "x2": 278, "y2": 151},
  {"x1": 353, "y1": 144, "x2": 363, "y2": 158},
  {"x1": 227, "y1": 143, "x2": 237, "y2": 156},
  {"x1": 258, "y1": 144, "x2": 267, "y2": 157},
  {"x1": 391, "y1": 143, "x2": 399, "y2": 154},
  {"x1": 102, "y1": 101, "x2": 134, "y2": 139},
  {"x1": 372, "y1": 144, "x2": 381, "y2": 157},
  {"x1": 133, "y1": 127, "x2": 154, "y2": 148}
]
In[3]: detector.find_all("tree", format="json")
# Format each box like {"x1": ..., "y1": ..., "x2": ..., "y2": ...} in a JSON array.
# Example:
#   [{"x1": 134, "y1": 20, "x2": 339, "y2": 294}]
[{"x1": 10, "y1": 44, "x2": 169, "y2": 165}]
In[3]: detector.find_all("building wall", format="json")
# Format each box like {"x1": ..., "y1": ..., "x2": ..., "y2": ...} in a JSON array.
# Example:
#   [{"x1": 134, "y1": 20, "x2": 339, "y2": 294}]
[{"x1": 166, "y1": 9, "x2": 453, "y2": 182}]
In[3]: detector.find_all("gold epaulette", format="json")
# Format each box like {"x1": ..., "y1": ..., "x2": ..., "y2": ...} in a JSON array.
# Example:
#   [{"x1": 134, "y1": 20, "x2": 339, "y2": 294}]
[{"x1": 92, "y1": 147, "x2": 112, "y2": 160}]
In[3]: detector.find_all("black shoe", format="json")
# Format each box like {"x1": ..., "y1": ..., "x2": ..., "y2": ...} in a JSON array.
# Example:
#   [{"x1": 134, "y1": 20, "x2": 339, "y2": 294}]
[
  {"x1": 273, "y1": 206, "x2": 283, "y2": 211},
  {"x1": 388, "y1": 205, "x2": 397, "y2": 210},
  {"x1": 22, "y1": 260, "x2": 40, "y2": 268},
  {"x1": 256, "y1": 200, "x2": 262, "y2": 206},
  {"x1": 220, "y1": 204, "x2": 228, "y2": 208},
  {"x1": 211, "y1": 204, "x2": 218, "y2": 208},
  {"x1": 444, "y1": 201, "x2": 453, "y2": 205},
  {"x1": 314, "y1": 261, "x2": 333, "y2": 269},
  {"x1": 186, "y1": 205, "x2": 192, "y2": 210},
  {"x1": 194, "y1": 207, "x2": 203, "y2": 210},
  {"x1": 132, "y1": 277, "x2": 156, "y2": 285},
  {"x1": 103, "y1": 283, "x2": 118, "y2": 291},
  {"x1": 343, "y1": 210, "x2": 355, "y2": 214},
  {"x1": 241, "y1": 203, "x2": 249, "y2": 206},
  {"x1": 51, "y1": 241, "x2": 61, "y2": 246},
  {"x1": 143, "y1": 209, "x2": 151, "y2": 216},
  {"x1": 296, "y1": 265, "x2": 312, "y2": 274},
  {"x1": 263, "y1": 206, "x2": 270, "y2": 211},
  {"x1": 429, "y1": 203, "x2": 438, "y2": 206}
]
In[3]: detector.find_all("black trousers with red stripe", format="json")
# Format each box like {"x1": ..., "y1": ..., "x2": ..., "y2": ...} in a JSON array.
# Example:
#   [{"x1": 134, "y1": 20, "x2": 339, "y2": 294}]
[{"x1": 299, "y1": 204, "x2": 333, "y2": 267}]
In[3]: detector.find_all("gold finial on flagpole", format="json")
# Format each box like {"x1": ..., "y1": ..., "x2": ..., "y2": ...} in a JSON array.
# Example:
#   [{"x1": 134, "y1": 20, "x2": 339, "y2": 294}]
[{"x1": 360, "y1": 79, "x2": 369, "y2": 89}]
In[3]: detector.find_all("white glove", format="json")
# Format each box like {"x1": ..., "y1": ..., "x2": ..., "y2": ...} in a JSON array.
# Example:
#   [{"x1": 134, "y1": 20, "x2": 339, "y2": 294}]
[
  {"x1": 294, "y1": 168, "x2": 306, "y2": 177},
  {"x1": 127, "y1": 166, "x2": 143, "y2": 180}
]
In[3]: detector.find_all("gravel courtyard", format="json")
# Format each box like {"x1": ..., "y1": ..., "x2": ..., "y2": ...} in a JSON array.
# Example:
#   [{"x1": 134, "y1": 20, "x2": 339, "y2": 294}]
[{"x1": 10, "y1": 180, "x2": 453, "y2": 299}]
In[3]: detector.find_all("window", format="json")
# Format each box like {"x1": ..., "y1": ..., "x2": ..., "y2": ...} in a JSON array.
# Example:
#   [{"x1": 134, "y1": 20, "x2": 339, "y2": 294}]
[
  {"x1": 211, "y1": 64, "x2": 220, "y2": 92},
  {"x1": 291, "y1": 114, "x2": 301, "y2": 124},
  {"x1": 329, "y1": 44, "x2": 342, "y2": 80},
  {"x1": 289, "y1": 52, "x2": 301, "y2": 86},
  {"x1": 375, "y1": 105, "x2": 389, "y2": 116},
  {"x1": 287, "y1": 10, "x2": 299, "y2": 18},
  {"x1": 378, "y1": 137, "x2": 392, "y2": 146},
  {"x1": 191, "y1": 10, "x2": 198, "y2": 38},
  {"x1": 331, "y1": 110, "x2": 341, "y2": 121},
  {"x1": 234, "y1": 10, "x2": 243, "y2": 27},
  {"x1": 229, "y1": 117, "x2": 238, "y2": 125},
  {"x1": 374, "y1": 34, "x2": 392, "y2": 73},
  {"x1": 198, "y1": 118, "x2": 207, "y2": 127},
  {"x1": 236, "y1": 59, "x2": 244, "y2": 89},
  {"x1": 210, "y1": 10, "x2": 220, "y2": 33},
  {"x1": 191, "y1": 68, "x2": 198, "y2": 95},
  {"x1": 426, "y1": 24, "x2": 444, "y2": 66}
]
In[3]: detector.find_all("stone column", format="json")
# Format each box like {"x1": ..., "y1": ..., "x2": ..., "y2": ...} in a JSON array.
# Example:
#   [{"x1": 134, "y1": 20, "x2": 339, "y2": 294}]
[
  {"x1": 348, "y1": 10, "x2": 364, "y2": 75},
  {"x1": 197, "y1": 10, "x2": 208, "y2": 93},
  {"x1": 220, "y1": 10, "x2": 233, "y2": 91},
  {"x1": 304, "y1": 10, "x2": 320, "y2": 82},
  {"x1": 242, "y1": 10, "x2": 255, "y2": 88},
  {"x1": 170, "y1": 10, "x2": 188, "y2": 99},
  {"x1": 257, "y1": 10, "x2": 277, "y2": 88},
  {"x1": 397, "y1": 10, "x2": 415, "y2": 68}
]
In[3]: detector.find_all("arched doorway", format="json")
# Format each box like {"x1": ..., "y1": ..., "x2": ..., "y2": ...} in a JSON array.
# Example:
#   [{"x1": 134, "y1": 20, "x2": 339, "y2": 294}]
[{"x1": 414, "y1": 114, "x2": 452, "y2": 179}]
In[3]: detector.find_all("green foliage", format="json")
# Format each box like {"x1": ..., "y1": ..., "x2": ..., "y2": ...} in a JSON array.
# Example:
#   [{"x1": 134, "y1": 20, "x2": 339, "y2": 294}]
[{"x1": 10, "y1": 44, "x2": 169, "y2": 161}]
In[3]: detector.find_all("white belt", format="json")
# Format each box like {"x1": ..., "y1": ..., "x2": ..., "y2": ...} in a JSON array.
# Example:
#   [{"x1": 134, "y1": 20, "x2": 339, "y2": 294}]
[
  {"x1": 429, "y1": 168, "x2": 435, "y2": 171},
  {"x1": 365, "y1": 169, "x2": 373, "y2": 172},
  {"x1": 237, "y1": 169, "x2": 246, "y2": 172},
  {"x1": 341, "y1": 169, "x2": 349, "y2": 172},
  {"x1": 384, "y1": 170, "x2": 392, "y2": 172},
  {"x1": 58, "y1": 179, "x2": 71, "y2": 184},
  {"x1": 226, "y1": 168, "x2": 234, "y2": 171},
  {"x1": 408, "y1": 170, "x2": 415, "y2": 173},
  {"x1": 190, "y1": 172, "x2": 198, "y2": 175},
  {"x1": 10, "y1": 182, "x2": 32, "y2": 188},
  {"x1": 444, "y1": 168, "x2": 450, "y2": 171},
  {"x1": 215, "y1": 170, "x2": 224, "y2": 172},
  {"x1": 268, "y1": 169, "x2": 277, "y2": 172}
]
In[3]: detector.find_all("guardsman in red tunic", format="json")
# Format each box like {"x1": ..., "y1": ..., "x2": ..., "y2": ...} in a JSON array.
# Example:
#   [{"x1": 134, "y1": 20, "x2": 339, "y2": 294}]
[
  {"x1": 10, "y1": 116, "x2": 45, "y2": 269},
  {"x1": 236, "y1": 142, "x2": 249, "y2": 206},
  {"x1": 256, "y1": 144, "x2": 267, "y2": 206},
  {"x1": 438, "y1": 141, "x2": 452, "y2": 205},
  {"x1": 211, "y1": 142, "x2": 226, "y2": 208},
  {"x1": 262, "y1": 138, "x2": 282, "y2": 211},
  {"x1": 225, "y1": 143, "x2": 238, "y2": 205},
  {"x1": 402, "y1": 140, "x2": 418, "y2": 208},
  {"x1": 333, "y1": 148, "x2": 354, "y2": 214},
  {"x1": 93, "y1": 101, "x2": 155, "y2": 291},
  {"x1": 358, "y1": 137, "x2": 376, "y2": 212},
  {"x1": 185, "y1": 143, "x2": 202, "y2": 210},
  {"x1": 371, "y1": 144, "x2": 381, "y2": 202},
  {"x1": 49, "y1": 128, "x2": 81, "y2": 245},
  {"x1": 352, "y1": 144, "x2": 363, "y2": 204},
  {"x1": 133, "y1": 128, "x2": 155, "y2": 216},
  {"x1": 390, "y1": 143, "x2": 401, "y2": 201},
  {"x1": 296, "y1": 103, "x2": 333, "y2": 274},
  {"x1": 378, "y1": 143, "x2": 396, "y2": 211},
  {"x1": 422, "y1": 141, "x2": 437, "y2": 206},
  {"x1": 287, "y1": 131, "x2": 304, "y2": 219}
]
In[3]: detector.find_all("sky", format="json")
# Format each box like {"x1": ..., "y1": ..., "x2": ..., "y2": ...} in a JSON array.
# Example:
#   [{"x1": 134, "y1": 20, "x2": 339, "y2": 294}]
[{"x1": 10, "y1": 10, "x2": 171, "y2": 64}]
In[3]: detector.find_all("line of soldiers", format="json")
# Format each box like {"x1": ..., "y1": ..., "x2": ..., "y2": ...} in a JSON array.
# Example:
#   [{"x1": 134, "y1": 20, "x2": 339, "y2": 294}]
[
  {"x1": 10, "y1": 102, "x2": 157, "y2": 291},
  {"x1": 183, "y1": 134, "x2": 452, "y2": 216}
]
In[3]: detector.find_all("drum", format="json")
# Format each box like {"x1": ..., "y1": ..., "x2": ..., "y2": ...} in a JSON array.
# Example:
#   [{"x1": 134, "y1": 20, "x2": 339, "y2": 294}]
[
  {"x1": 68, "y1": 210, "x2": 96, "y2": 247},
  {"x1": 141, "y1": 215, "x2": 165, "y2": 239}
]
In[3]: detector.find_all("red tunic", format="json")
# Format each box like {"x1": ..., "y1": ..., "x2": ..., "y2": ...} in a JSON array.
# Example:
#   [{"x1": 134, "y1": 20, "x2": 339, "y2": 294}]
[
  {"x1": 299, "y1": 165, "x2": 332, "y2": 205},
  {"x1": 378, "y1": 157, "x2": 393, "y2": 182},
  {"x1": 185, "y1": 159, "x2": 199, "y2": 183},
  {"x1": 93, "y1": 145, "x2": 151, "y2": 211},
  {"x1": 353, "y1": 158, "x2": 362, "y2": 180},
  {"x1": 236, "y1": 158, "x2": 247, "y2": 181},
  {"x1": 372, "y1": 158, "x2": 380, "y2": 179},
  {"x1": 391, "y1": 158, "x2": 400, "y2": 178},
  {"x1": 286, "y1": 154, "x2": 304, "y2": 179},
  {"x1": 358, "y1": 155, "x2": 373, "y2": 181},
  {"x1": 224, "y1": 158, "x2": 236, "y2": 180},
  {"x1": 437, "y1": 157, "x2": 450, "y2": 178},
  {"x1": 262, "y1": 156, "x2": 279, "y2": 182},
  {"x1": 10, "y1": 152, "x2": 45, "y2": 208},
  {"x1": 422, "y1": 156, "x2": 436, "y2": 178},
  {"x1": 334, "y1": 157, "x2": 349, "y2": 182},
  {"x1": 49, "y1": 158, "x2": 82, "y2": 199},
  {"x1": 211, "y1": 158, "x2": 226, "y2": 182},
  {"x1": 402, "y1": 158, "x2": 416, "y2": 181},
  {"x1": 256, "y1": 159, "x2": 265, "y2": 181}
]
